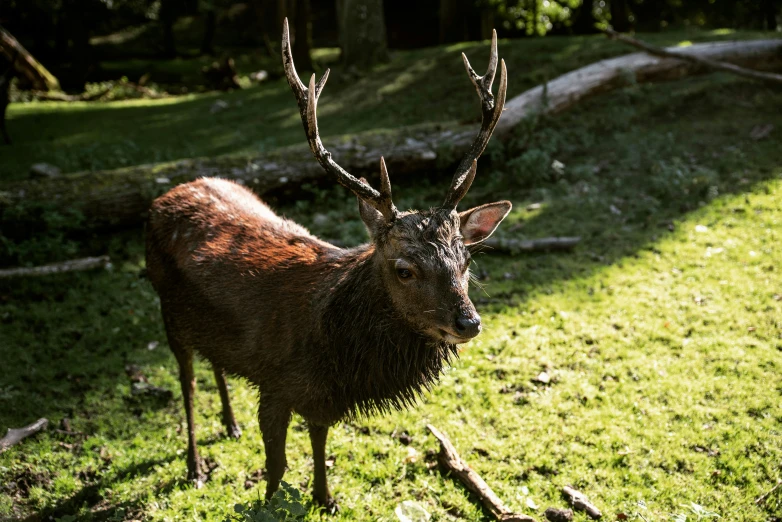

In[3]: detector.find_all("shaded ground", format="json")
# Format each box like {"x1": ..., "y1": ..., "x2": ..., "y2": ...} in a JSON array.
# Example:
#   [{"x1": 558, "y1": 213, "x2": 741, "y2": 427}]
[
  {"x1": 1, "y1": 33, "x2": 781, "y2": 522},
  {"x1": 1, "y1": 29, "x2": 776, "y2": 181}
]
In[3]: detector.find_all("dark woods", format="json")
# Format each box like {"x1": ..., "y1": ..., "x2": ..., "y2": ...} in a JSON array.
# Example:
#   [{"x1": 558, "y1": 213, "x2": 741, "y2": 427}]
[{"x1": 0, "y1": 0, "x2": 779, "y2": 91}]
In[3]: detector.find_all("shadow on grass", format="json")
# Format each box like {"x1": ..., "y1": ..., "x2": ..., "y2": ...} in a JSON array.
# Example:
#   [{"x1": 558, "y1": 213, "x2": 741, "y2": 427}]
[
  {"x1": 3, "y1": 29, "x2": 776, "y2": 181},
  {"x1": 16, "y1": 456, "x2": 180, "y2": 522},
  {"x1": 0, "y1": 66, "x2": 780, "y2": 520}
]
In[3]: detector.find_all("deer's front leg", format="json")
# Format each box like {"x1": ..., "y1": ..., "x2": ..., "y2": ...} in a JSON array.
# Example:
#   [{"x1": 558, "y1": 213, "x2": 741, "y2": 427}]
[
  {"x1": 309, "y1": 423, "x2": 337, "y2": 511},
  {"x1": 258, "y1": 400, "x2": 291, "y2": 500}
]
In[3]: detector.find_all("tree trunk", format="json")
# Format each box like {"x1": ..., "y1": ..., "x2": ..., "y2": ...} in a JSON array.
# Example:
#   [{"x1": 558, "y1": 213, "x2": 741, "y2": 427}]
[
  {"x1": 201, "y1": 8, "x2": 217, "y2": 55},
  {"x1": 633, "y1": 0, "x2": 665, "y2": 32},
  {"x1": 762, "y1": 0, "x2": 779, "y2": 30},
  {"x1": 341, "y1": 0, "x2": 389, "y2": 69},
  {"x1": 571, "y1": 0, "x2": 598, "y2": 34},
  {"x1": 529, "y1": 0, "x2": 540, "y2": 36},
  {"x1": 3, "y1": 39, "x2": 782, "y2": 233},
  {"x1": 292, "y1": 0, "x2": 313, "y2": 72},
  {"x1": 1, "y1": 57, "x2": 12, "y2": 145},
  {"x1": 0, "y1": 26, "x2": 59, "y2": 91},
  {"x1": 160, "y1": 0, "x2": 178, "y2": 58},
  {"x1": 277, "y1": 0, "x2": 313, "y2": 71},
  {"x1": 610, "y1": 0, "x2": 631, "y2": 32},
  {"x1": 439, "y1": 0, "x2": 467, "y2": 44},
  {"x1": 253, "y1": 0, "x2": 280, "y2": 57}
]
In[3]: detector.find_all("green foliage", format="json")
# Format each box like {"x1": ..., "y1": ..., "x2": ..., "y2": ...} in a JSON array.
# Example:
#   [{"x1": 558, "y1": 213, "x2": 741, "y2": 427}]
[
  {"x1": 2, "y1": 29, "x2": 774, "y2": 182},
  {"x1": 1, "y1": 33, "x2": 782, "y2": 522},
  {"x1": 226, "y1": 483, "x2": 310, "y2": 522}
]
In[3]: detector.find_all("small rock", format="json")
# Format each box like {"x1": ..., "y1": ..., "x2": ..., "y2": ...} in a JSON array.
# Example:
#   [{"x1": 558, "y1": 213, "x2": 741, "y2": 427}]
[
  {"x1": 30, "y1": 163, "x2": 61, "y2": 179},
  {"x1": 395, "y1": 500, "x2": 430, "y2": 522},
  {"x1": 210, "y1": 99, "x2": 229, "y2": 114},
  {"x1": 249, "y1": 70, "x2": 269, "y2": 82},
  {"x1": 544, "y1": 507, "x2": 573, "y2": 522},
  {"x1": 534, "y1": 371, "x2": 551, "y2": 384}
]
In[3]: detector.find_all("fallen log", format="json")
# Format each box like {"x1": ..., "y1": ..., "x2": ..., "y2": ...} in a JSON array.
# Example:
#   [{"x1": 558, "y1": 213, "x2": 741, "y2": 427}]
[
  {"x1": 2, "y1": 39, "x2": 782, "y2": 232},
  {"x1": 603, "y1": 29, "x2": 782, "y2": 86},
  {"x1": 0, "y1": 418, "x2": 49, "y2": 453},
  {"x1": 0, "y1": 26, "x2": 59, "y2": 91},
  {"x1": 0, "y1": 255, "x2": 110, "y2": 278},
  {"x1": 427, "y1": 424, "x2": 537, "y2": 522}
]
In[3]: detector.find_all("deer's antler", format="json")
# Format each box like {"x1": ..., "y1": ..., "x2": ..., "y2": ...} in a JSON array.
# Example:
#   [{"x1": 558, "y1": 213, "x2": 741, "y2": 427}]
[
  {"x1": 442, "y1": 30, "x2": 507, "y2": 210},
  {"x1": 282, "y1": 18, "x2": 397, "y2": 221}
]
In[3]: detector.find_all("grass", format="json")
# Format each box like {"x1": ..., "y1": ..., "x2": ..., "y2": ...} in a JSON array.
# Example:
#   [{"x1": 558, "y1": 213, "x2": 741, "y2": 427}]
[
  {"x1": 2, "y1": 31, "x2": 782, "y2": 522},
  {"x1": 1, "y1": 28, "x2": 777, "y2": 182}
]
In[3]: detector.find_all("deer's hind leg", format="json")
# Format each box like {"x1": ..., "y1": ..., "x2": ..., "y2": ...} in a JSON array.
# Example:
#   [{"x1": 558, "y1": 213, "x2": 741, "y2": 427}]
[
  {"x1": 213, "y1": 366, "x2": 241, "y2": 439},
  {"x1": 163, "y1": 316, "x2": 205, "y2": 486}
]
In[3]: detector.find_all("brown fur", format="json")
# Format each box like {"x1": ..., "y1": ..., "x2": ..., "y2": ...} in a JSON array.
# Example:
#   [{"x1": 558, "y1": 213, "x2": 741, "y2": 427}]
[{"x1": 146, "y1": 176, "x2": 509, "y2": 506}]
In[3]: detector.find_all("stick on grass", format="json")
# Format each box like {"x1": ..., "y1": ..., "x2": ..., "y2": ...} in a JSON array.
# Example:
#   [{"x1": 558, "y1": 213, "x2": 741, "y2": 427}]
[
  {"x1": 0, "y1": 418, "x2": 49, "y2": 453},
  {"x1": 427, "y1": 424, "x2": 537, "y2": 522}
]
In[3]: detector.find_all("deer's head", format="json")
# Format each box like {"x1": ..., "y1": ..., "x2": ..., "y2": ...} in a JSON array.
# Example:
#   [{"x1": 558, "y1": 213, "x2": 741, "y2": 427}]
[{"x1": 283, "y1": 20, "x2": 510, "y2": 344}]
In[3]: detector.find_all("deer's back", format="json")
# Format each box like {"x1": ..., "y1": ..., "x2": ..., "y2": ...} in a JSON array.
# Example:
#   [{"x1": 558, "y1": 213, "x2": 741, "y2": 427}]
[{"x1": 145, "y1": 178, "x2": 338, "y2": 383}]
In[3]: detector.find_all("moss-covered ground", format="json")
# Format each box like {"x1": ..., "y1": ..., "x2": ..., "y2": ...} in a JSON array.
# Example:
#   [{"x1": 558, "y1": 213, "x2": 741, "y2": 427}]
[
  {"x1": 1, "y1": 29, "x2": 775, "y2": 181},
  {"x1": 1, "y1": 30, "x2": 781, "y2": 522}
]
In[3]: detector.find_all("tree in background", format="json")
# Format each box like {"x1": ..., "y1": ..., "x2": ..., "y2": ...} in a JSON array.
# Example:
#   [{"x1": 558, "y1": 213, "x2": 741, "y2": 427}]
[
  {"x1": 610, "y1": 0, "x2": 631, "y2": 31},
  {"x1": 571, "y1": 0, "x2": 599, "y2": 34},
  {"x1": 339, "y1": 0, "x2": 388, "y2": 69}
]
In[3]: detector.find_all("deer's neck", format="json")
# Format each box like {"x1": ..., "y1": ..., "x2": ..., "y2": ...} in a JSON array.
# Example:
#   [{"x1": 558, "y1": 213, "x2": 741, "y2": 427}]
[{"x1": 317, "y1": 245, "x2": 458, "y2": 419}]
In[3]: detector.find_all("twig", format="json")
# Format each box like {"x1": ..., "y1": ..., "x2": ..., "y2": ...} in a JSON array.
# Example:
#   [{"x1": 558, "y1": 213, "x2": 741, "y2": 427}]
[
  {"x1": 603, "y1": 28, "x2": 782, "y2": 86},
  {"x1": 562, "y1": 486, "x2": 602, "y2": 520},
  {"x1": 0, "y1": 418, "x2": 48, "y2": 453},
  {"x1": 755, "y1": 478, "x2": 782, "y2": 505},
  {"x1": 427, "y1": 424, "x2": 537, "y2": 522},
  {"x1": 0, "y1": 255, "x2": 110, "y2": 278}
]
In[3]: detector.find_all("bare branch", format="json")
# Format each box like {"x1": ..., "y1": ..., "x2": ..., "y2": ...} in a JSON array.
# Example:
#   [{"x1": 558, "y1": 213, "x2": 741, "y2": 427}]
[
  {"x1": 0, "y1": 418, "x2": 48, "y2": 453},
  {"x1": 0, "y1": 255, "x2": 111, "y2": 278},
  {"x1": 427, "y1": 424, "x2": 537, "y2": 522},
  {"x1": 604, "y1": 28, "x2": 782, "y2": 85},
  {"x1": 561, "y1": 486, "x2": 602, "y2": 520}
]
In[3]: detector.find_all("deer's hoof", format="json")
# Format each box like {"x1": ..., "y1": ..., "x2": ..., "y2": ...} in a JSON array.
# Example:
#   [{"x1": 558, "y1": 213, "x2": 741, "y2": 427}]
[
  {"x1": 314, "y1": 495, "x2": 339, "y2": 515},
  {"x1": 226, "y1": 424, "x2": 242, "y2": 440},
  {"x1": 187, "y1": 464, "x2": 207, "y2": 489}
]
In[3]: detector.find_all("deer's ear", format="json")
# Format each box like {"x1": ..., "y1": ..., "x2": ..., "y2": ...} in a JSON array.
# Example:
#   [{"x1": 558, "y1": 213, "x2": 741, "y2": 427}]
[
  {"x1": 357, "y1": 178, "x2": 386, "y2": 238},
  {"x1": 459, "y1": 201, "x2": 512, "y2": 245}
]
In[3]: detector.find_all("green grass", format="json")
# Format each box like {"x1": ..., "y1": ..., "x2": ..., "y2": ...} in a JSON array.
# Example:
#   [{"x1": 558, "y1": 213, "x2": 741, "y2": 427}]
[
  {"x1": 1, "y1": 29, "x2": 777, "y2": 182},
  {"x1": 2, "y1": 32, "x2": 782, "y2": 522}
]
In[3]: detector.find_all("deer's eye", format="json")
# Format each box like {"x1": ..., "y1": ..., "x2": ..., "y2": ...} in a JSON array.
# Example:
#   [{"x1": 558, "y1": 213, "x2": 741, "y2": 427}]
[{"x1": 396, "y1": 268, "x2": 413, "y2": 280}]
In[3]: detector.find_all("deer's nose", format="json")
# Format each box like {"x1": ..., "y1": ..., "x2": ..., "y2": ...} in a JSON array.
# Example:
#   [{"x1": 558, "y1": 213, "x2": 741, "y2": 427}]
[{"x1": 454, "y1": 313, "x2": 481, "y2": 338}]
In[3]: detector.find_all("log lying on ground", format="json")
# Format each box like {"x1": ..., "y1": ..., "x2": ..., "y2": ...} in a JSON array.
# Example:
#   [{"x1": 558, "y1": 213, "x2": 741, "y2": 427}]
[
  {"x1": 0, "y1": 26, "x2": 59, "y2": 91},
  {"x1": 0, "y1": 255, "x2": 110, "y2": 278},
  {"x1": 427, "y1": 424, "x2": 537, "y2": 522},
  {"x1": 2, "y1": 39, "x2": 782, "y2": 232},
  {"x1": 603, "y1": 29, "x2": 782, "y2": 86},
  {"x1": 0, "y1": 418, "x2": 49, "y2": 453}
]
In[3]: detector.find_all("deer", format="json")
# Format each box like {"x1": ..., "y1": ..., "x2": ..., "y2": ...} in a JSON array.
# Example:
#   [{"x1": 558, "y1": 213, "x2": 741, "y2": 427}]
[{"x1": 145, "y1": 19, "x2": 509, "y2": 509}]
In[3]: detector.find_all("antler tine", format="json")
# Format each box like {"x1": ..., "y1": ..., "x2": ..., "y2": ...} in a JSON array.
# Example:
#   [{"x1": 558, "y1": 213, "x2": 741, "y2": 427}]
[
  {"x1": 443, "y1": 33, "x2": 507, "y2": 210},
  {"x1": 281, "y1": 18, "x2": 397, "y2": 221}
]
